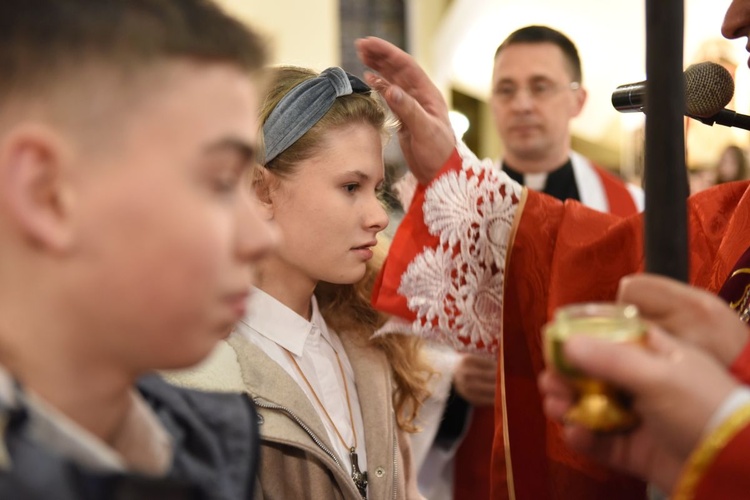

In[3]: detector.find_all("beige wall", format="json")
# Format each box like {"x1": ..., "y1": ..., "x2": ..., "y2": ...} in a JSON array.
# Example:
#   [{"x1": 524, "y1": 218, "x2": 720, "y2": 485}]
[
  {"x1": 215, "y1": 0, "x2": 748, "y2": 176},
  {"x1": 217, "y1": 0, "x2": 340, "y2": 69},
  {"x1": 477, "y1": 102, "x2": 501, "y2": 161},
  {"x1": 406, "y1": 0, "x2": 451, "y2": 77}
]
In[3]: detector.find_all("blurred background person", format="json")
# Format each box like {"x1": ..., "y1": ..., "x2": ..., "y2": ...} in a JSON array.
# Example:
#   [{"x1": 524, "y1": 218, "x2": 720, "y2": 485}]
[
  {"x1": 690, "y1": 144, "x2": 748, "y2": 194},
  {"x1": 490, "y1": 26, "x2": 643, "y2": 215},
  {"x1": 715, "y1": 144, "x2": 749, "y2": 184}
]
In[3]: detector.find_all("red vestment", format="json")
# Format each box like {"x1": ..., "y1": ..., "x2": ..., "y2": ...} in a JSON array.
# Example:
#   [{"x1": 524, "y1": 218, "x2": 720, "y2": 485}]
[
  {"x1": 452, "y1": 155, "x2": 641, "y2": 500},
  {"x1": 373, "y1": 146, "x2": 750, "y2": 499}
]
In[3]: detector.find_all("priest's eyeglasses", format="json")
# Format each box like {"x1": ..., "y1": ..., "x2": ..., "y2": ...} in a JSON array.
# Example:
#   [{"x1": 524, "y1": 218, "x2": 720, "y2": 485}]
[{"x1": 493, "y1": 80, "x2": 580, "y2": 102}]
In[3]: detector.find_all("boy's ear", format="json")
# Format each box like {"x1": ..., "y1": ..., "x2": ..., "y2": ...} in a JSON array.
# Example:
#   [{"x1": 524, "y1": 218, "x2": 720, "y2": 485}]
[
  {"x1": 0, "y1": 124, "x2": 75, "y2": 251},
  {"x1": 252, "y1": 166, "x2": 276, "y2": 220}
]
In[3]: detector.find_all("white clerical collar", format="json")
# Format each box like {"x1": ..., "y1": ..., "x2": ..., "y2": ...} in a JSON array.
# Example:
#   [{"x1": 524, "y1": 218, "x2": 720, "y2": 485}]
[
  {"x1": 524, "y1": 172, "x2": 548, "y2": 191},
  {"x1": 242, "y1": 287, "x2": 331, "y2": 357},
  {"x1": 496, "y1": 158, "x2": 549, "y2": 192}
]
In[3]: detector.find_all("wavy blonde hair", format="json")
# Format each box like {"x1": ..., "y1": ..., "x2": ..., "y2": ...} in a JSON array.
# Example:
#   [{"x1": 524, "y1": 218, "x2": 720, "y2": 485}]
[
  {"x1": 315, "y1": 240, "x2": 433, "y2": 433},
  {"x1": 256, "y1": 66, "x2": 432, "y2": 431}
]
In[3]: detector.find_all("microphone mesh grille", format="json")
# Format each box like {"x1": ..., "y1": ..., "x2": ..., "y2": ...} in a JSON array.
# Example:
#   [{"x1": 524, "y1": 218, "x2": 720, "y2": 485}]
[{"x1": 684, "y1": 61, "x2": 735, "y2": 117}]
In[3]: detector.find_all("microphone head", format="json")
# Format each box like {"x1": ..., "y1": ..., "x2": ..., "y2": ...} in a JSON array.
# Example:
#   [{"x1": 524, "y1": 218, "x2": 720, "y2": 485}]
[{"x1": 685, "y1": 61, "x2": 734, "y2": 117}]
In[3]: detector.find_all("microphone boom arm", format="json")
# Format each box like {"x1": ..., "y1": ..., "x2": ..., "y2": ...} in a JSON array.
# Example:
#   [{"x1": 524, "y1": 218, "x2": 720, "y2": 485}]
[{"x1": 688, "y1": 108, "x2": 750, "y2": 131}]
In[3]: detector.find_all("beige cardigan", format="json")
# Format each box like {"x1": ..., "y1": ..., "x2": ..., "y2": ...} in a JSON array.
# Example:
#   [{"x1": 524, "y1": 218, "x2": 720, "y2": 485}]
[{"x1": 165, "y1": 331, "x2": 423, "y2": 500}]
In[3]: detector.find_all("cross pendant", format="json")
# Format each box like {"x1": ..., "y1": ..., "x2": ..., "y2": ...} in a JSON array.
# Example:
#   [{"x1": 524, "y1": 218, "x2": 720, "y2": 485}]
[{"x1": 350, "y1": 448, "x2": 368, "y2": 499}]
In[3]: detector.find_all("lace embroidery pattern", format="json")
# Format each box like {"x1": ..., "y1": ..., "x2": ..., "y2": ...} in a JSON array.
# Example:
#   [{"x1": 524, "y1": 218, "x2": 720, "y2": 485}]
[{"x1": 397, "y1": 143, "x2": 522, "y2": 354}]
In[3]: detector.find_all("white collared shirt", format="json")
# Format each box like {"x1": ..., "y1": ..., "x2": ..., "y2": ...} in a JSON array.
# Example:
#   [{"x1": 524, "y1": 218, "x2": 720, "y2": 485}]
[
  {"x1": 0, "y1": 365, "x2": 172, "y2": 475},
  {"x1": 237, "y1": 287, "x2": 368, "y2": 478}
]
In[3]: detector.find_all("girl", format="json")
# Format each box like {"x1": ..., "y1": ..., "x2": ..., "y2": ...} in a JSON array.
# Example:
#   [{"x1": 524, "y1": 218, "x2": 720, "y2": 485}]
[{"x1": 168, "y1": 66, "x2": 430, "y2": 500}]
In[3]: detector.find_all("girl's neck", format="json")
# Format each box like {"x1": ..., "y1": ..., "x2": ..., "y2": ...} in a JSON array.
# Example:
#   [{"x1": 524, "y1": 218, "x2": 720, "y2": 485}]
[{"x1": 256, "y1": 260, "x2": 317, "y2": 320}]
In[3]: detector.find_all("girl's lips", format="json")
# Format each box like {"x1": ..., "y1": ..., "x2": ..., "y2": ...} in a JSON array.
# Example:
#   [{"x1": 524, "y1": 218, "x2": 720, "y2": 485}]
[{"x1": 351, "y1": 247, "x2": 374, "y2": 260}]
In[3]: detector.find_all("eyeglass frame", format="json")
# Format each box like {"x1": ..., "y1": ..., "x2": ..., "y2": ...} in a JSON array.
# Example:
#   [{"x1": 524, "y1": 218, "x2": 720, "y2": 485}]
[{"x1": 492, "y1": 78, "x2": 581, "y2": 103}]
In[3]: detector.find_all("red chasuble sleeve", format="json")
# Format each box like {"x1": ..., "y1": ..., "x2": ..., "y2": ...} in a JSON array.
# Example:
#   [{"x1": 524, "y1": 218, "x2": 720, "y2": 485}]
[
  {"x1": 691, "y1": 422, "x2": 750, "y2": 499},
  {"x1": 673, "y1": 404, "x2": 750, "y2": 499}
]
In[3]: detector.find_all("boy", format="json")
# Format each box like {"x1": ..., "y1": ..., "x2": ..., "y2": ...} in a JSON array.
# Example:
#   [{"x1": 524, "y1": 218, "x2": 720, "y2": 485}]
[{"x1": 0, "y1": 1, "x2": 276, "y2": 498}]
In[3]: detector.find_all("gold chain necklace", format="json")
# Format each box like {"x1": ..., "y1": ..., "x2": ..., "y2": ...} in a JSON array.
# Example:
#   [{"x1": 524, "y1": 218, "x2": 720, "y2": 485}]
[{"x1": 285, "y1": 348, "x2": 368, "y2": 499}]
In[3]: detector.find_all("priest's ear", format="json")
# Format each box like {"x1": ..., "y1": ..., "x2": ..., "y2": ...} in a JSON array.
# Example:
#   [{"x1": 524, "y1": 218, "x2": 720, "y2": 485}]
[{"x1": 569, "y1": 85, "x2": 588, "y2": 118}]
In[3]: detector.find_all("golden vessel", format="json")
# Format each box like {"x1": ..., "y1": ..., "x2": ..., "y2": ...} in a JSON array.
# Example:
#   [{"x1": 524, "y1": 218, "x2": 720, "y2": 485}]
[{"x1": 543, "y1": 303, "x2": 645, "y2": 432}]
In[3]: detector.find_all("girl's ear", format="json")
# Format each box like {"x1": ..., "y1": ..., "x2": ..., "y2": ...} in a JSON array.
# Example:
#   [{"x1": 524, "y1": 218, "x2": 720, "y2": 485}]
[{"x1": 252, "y1": 166, "x2": 276, "y2": 220}]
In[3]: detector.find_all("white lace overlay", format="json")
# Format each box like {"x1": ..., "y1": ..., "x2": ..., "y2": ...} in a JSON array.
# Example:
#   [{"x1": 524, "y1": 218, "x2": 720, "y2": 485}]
[{"x1": 397, "y1": 142, "x2": 522, "y2": 354}]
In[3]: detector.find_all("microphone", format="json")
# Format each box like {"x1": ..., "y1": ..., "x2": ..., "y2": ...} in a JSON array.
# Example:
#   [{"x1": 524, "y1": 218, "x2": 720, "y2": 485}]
[{"x1": 611, "y1": 61, "x2": 734, "y2": 118}]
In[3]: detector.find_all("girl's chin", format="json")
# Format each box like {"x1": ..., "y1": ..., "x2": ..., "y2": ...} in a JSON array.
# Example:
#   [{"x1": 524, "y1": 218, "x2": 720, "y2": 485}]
[{"x1": 321, "y1": 268, "x2": 368, "y2": 286}]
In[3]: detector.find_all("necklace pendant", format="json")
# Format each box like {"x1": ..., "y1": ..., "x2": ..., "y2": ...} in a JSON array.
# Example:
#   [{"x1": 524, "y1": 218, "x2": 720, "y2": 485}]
[{"x1": 350, "y1": 448, "x2": 368, "y2": 499}]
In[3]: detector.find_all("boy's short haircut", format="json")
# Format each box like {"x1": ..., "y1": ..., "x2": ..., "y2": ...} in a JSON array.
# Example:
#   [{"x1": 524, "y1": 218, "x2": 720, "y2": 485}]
[{"x1": 0, "y1": 0, "x2": 268, "y2": 105}]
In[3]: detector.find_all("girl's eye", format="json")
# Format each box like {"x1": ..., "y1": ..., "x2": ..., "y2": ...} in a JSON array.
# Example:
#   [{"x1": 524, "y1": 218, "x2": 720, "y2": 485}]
[{"x1": 344, "y1": 183, "x2": 359, "y2": 193}]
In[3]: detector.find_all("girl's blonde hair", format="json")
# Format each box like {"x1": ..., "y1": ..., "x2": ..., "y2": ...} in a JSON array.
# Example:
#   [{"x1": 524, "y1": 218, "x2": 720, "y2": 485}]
[
  {"x1": 257, "y1": 65, "x2": 432, "y2": 431},
  {"x1": 316, "y1": 240, "x2": 433, "y2": 433}
]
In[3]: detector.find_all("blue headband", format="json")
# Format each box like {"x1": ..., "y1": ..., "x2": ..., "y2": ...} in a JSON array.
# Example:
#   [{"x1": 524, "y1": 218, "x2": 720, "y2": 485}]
[{"x1": 262, "y1": 67, "x2": 371, "y2": 164}]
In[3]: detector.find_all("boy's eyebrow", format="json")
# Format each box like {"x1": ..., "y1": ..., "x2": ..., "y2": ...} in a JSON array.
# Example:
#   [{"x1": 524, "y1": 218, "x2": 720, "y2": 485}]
[{"x1": 203, "y1": 138, "x2": 257, "y2": 165}]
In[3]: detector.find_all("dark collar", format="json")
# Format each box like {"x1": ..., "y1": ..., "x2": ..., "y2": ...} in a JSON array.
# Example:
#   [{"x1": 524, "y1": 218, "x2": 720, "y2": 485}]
[{"x1": 502, "y1": 158, "x2": 580, "y2": 202}]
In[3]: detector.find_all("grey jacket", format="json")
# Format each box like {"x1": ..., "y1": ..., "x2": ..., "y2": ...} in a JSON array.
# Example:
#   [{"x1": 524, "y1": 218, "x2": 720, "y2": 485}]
[{"x1": 0, "y1": 375, "x2": 259, "y2": 500}]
